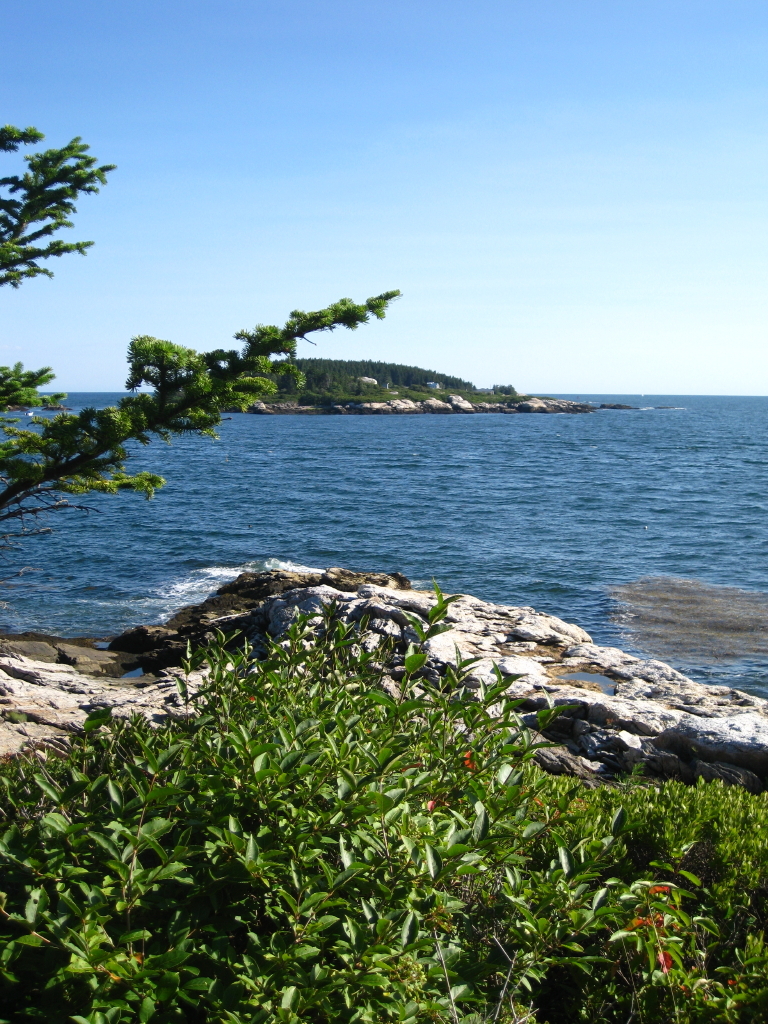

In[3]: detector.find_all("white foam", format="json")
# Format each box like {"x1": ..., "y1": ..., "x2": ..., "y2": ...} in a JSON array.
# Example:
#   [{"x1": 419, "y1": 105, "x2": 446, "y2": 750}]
[{"x1": 132, "y1": 557, "x2": 323, "y2": 625}]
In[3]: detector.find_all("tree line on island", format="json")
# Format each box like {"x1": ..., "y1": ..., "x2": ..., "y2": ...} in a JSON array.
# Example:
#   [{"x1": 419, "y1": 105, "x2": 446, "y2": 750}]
[{"x1": 269, "y1": 359, "x2": 517, "y2": 404}]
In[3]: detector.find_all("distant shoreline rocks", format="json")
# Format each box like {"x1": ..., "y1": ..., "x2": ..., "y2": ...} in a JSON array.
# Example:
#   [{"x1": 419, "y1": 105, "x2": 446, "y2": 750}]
[{"x1": 247, "y1": 395, "x2": 596, "y2": 415}]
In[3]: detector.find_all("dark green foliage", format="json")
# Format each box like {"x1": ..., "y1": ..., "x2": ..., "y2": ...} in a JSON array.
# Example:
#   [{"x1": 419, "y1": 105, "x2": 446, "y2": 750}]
[
  {"x1": 236, "y1": 296, "x2": 401, "y2": 362},
  {"x1": 0, "y1": 293, "x2": 400, "y2": 542},
  {"x1": 0, "y1": 601, "x2": 766, "y2": 1022},
  {"x1": 0, "y1": 363, "x2": 65, "y2": 411},
  {"x1": 0, "y1": 127, "x2": 46, "y2": 152},
  {"x1": 0, "y1": 124, "x2": 115, "y2": 288},
  {"x1": 277, "y1": 358, "x2": 475, "y2": 395}
]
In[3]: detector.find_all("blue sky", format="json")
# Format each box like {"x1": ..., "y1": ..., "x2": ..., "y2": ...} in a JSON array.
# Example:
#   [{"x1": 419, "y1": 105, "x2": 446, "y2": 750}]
[{"x1": 2, "y1": 0, "x2": 766, "y2": 393}]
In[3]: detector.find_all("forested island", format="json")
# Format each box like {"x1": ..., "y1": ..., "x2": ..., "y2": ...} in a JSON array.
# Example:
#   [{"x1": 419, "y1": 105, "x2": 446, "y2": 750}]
[
  {"x1": 265, "y1": 357, "x2": 517, "y2": 405},
  {"x1": 244, "y1": 358, "x2": 595, "y2": 414}
]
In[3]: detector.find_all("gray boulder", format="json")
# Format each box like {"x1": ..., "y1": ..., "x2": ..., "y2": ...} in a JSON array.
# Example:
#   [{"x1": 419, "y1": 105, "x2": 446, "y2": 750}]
[
  {"x1": 654, "y1": 713, "x2": 768, "y2": 776},
  {"x1": 692, "y1": 760, "x2": 763, "y2": 794}
]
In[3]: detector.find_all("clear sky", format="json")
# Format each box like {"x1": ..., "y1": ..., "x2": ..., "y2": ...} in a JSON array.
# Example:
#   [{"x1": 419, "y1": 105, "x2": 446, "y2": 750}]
[{"x1": 2, "y1": 0, "x2": 766, "y2": 393}]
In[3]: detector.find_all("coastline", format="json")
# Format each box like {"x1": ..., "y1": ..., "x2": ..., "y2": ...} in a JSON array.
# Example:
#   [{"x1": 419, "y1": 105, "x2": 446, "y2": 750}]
[
  {"x1": 2, "y1": 565, "x2": 766, "y2": 793},
  {"x1": 248, "y1": 395, "x2": 595, "y2": 414}
]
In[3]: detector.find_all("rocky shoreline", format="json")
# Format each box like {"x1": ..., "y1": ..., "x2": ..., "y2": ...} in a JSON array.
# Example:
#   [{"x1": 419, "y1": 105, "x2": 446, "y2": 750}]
[
  {"x1": 249, "y1": 395, "x2": 594, "y2": 415},
  {"x1": 2, "y1": 566, "x2": 766, "y2": 793}
]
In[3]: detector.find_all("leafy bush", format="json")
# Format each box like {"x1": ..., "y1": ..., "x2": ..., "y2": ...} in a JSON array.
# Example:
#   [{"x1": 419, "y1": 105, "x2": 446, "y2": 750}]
[{"x1": 1, "y1": 598, "x2": 767, "y2": 1023}]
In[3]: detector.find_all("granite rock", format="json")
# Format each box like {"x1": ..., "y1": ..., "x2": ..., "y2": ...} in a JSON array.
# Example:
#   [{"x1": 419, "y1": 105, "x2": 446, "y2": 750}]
[
  {"x1": 0, "y1": 653, "x2": 207, "y2": 757},
  {"x1": 4, "y1": 568, "x2": 767, "y2": 792},
  {"x1": 247, "y1": 398, "x2": 594, "y2": 416}
]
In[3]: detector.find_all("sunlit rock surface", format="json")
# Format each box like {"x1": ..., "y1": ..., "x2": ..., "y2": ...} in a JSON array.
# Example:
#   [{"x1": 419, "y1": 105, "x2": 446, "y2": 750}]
[{"x1": 2, "y1": 567, "x2": 767, "y2": 792}]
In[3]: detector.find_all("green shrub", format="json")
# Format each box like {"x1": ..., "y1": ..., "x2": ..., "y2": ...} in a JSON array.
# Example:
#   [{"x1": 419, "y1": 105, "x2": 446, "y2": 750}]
[{"x1": 0, "y1": 598, "x2": 767, "y2": 1023}]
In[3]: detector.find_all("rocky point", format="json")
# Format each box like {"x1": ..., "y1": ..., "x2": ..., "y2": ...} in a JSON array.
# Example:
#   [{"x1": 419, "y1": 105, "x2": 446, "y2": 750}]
[{"x1": 1, "y1": 567, "x2": 766, "y2": 793}]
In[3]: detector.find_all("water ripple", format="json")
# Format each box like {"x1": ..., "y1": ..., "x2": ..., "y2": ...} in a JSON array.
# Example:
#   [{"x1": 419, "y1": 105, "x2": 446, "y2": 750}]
[{"x1": 3, "y1": 394, "x2": 767, "y2": 696}]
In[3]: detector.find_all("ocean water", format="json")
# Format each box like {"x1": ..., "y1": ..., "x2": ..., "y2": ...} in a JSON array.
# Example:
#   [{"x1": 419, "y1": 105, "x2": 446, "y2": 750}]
[{"x1": 3, "y1": 394, "x2": 768, "y2": 697}]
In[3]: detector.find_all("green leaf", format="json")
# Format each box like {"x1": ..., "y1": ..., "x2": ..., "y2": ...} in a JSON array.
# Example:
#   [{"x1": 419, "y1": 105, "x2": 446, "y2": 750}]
[
  {"x1": 33, "y1": 775, "x2": 62, "y2": 803},
  {"x1": 677, "y1": 870, "x2": 702, "y2": 887},
  {"x1": 155, "y1": 972, "x2": 180, "y2": 1001},
  {"x1": 592, "y1": 887, "x2": 609, "y2": 911},
  {"x1": 298, "y1": 892, "x2": 329, "y2": 914},
  {"x1": 140, "y1": 817, "x2": 173, "y2": 838},
  {"x1": 25, "y1": 888, "x2": 43, "y2": 924},
  {"x1": 447, "y1": 828, "x2": 472, "y2": 848},
  {"x1": 558, "y1": 846, "x2": 575, "y2": 879},
  {"x1": 107, "y1": 779, "x2": 123, "y2": 812},
  {"x1": 331, "y1": 864, "x2": 367, "y2": 889},
  {"x1": 361, "y1": 899, "x2": 378, "y2": 923},
  {"x1": 281, "y1": 986, "x2": 299, "y2": 1010},
  {"x1": 366, "y1": 691, "x2": 396, "y2": 709},
  {"x1": 425, "y1": 843, "x2": 442, "y2": 879},
  {"x1": 184, "y1": 977, "x2": 214, "y2": 992},
  {"x1": 118, "y1": 929, "x2": 153, "y2": 944},
  {"x1": 404, "y1": 651, "x2": 428, "y2": 675},
  {"x1": 344, "y1": 917, "x2": 365, "y2": 950},
  {"x1": 692, "y1": 916, "x2": 720, "y2": 935},
  {"x1": 425, "y1": 622, "x2": 452, "y2": 640},
  {"x1": 611, "y1": 807, "x2": 627, "y2": 836},
  {"x1": 153, "y1": 861, "x2": 189, "y2": 881},
  {"x1": 402, "y1": 615, "x2": 427, "y2": 642},
  {"x1": 59, "y1": 780, "x2": 89, "y2": 803},
  {"x1": 473, "y1": 804, "x2": 489, "y2": 842},
  {"x1": 83, "y1": 707, "x2": 113, "y2": 733},
  {"x1": 358, "y1": 972, "x2": 388, "y2": 987},
  {"x1": 146, "y1": 949, "x2": 190, "y2": 970},
  {"x1": 244, "y1": 834, "x2": 258, "y2": 866},
  {"x1": 280, "y1": 750, "x2": 303, "y2": 771},
  {"x1": 41, "y1": 812, "x2": 69, "y2": 833},
  {"x1": 523, "y1": 822, "x2": 546, "y2": 839},
  {"x1": 139, "y1": 995, "x2": 156, "y2": 1022},
  {"x1": 401, "y1": 911, "x2": 418, "y2": 947},
  {"x1": 157, "y1": 743, "x2": 184, "y2": 768},
  {"x1": 384, "y1": 803, "x2": 405, "y2": 825},
  {"x1": 137, "y1": 737, "x2": 160, "y2": 775}
]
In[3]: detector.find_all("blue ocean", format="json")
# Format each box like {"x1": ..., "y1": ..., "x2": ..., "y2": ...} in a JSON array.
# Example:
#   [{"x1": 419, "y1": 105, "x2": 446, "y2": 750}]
[{"x1": 3, "y1": 394, "x2": 768, "y2": 697}]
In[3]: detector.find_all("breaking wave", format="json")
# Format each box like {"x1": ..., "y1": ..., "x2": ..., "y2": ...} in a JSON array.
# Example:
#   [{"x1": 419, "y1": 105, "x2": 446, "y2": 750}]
[{"x1": 141, "y1": 558, "x2": 323, "y2": 624}]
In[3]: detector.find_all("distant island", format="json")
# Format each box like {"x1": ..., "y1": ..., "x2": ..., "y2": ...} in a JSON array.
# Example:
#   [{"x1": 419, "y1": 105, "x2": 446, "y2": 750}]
[
  {"x1": 245, "y1": 358, "x2": 594, "y2": 414},
  {"x1": 267, "y1": 357, "x2": 516, "y2": 404}
]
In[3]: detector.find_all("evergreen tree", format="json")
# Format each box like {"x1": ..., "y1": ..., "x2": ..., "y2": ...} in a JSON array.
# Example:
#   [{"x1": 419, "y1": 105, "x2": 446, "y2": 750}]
[
  {"x1": 0, "y1": 363, "x2": 65, "y2": 410},
  {"x1": 0, "y1": 123, "x2": 400, "y2": 544},
  {"x1": 0, "y1": 294, "x2": 400, "y2": 543},
  {"x1": 288, "y1": 358, "x2": 475, "y2": 392},
  {"x1": 0, "y1": 124, "x2": 115, "y2": 288}
]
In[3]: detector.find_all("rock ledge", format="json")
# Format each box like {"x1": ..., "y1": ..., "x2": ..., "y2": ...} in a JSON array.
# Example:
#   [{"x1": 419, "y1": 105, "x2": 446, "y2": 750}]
[{"x1": 2, "y1": 568, "x2": 766, "y2": 793}]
